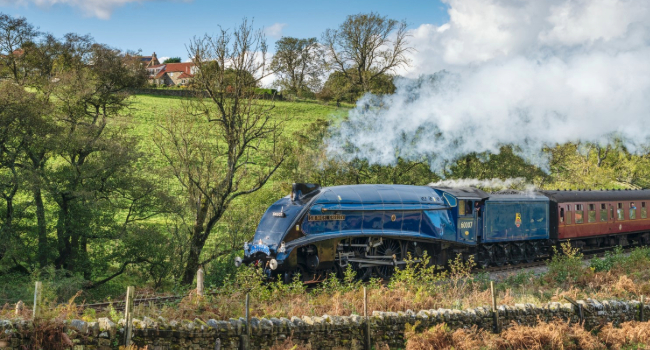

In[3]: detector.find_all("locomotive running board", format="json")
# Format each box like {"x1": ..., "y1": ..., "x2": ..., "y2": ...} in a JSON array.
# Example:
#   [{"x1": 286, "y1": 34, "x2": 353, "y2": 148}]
[{"x1": 346, "y1": 258, "x2": 423, "y2": 267}]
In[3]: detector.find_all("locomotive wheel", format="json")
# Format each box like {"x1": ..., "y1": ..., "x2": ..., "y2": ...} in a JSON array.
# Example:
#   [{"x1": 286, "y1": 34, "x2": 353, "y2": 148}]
[
  {"x1": 345, "y1": 237, "x2": 372, "y2": 281},
  {"x1": 493, "y1": 244, "x2": 508, "y2": 267},
  {"x1": 373, "y1": 239, "x2": 403, "y2": 280},
  {"x1": 476, "y1": 246, "x2": 491, "y2": 269},
  {"x1": 524, "y1": 242, "x2": 537, "y2": 263},
  {"x1": 510, "y1": 243, "x2": 524, "y2": 265},
  {"x1": 405, "y1": 241, "x2": 425, "y2": 260}
]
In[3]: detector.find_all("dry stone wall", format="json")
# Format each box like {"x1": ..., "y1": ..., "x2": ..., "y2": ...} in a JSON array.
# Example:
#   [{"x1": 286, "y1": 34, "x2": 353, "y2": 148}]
[
  {"x1": 0, "y1": 299, "x2": 648, "y2": 350},
  {"x1": 130, "y1": 89, "x2": 283, "y2": 100}
]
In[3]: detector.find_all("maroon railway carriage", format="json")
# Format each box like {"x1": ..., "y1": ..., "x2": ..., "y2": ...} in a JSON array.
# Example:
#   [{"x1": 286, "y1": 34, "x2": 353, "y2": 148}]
[{"x1": 539, "y1": 190, "x2": 650, "y2": 248}]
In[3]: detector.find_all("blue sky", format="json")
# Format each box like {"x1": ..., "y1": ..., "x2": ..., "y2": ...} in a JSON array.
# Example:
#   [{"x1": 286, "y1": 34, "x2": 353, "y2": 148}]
[{"x1": 0, "y1": 0, "x2": 450, "y2": 61}]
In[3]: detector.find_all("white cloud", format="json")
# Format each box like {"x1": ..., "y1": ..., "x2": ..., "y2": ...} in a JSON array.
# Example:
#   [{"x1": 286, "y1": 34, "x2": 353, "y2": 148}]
[
  {"x1": 4, "y1": 0, "x2": 191, "y2": 20},
  {"x1": 265, "y1": 23, "x2": 287, "y2": 39},
  {"x1": 330, "y1": 0, "x2": 650, "y2": 172}
]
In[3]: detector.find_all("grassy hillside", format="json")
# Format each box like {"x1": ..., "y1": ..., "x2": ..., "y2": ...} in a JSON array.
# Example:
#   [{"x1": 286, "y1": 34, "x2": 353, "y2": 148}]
[{"x1": 124, "y1": 94, "x2": 351, "y2": 142}]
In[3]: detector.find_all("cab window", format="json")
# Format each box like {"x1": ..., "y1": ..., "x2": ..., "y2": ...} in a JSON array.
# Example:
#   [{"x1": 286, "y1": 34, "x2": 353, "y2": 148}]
[{"x1": 465, "y1": 200, "x2": 473, "y2": 215}]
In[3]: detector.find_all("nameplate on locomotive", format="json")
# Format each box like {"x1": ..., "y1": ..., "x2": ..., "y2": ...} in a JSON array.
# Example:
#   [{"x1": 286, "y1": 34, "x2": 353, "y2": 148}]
[{"x1": 308, "y1": 214, "x2": 346, "y2": 221}]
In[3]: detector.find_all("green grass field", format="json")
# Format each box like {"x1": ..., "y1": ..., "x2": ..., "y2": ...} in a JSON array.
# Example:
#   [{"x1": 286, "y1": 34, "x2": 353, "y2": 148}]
[{"x1": 124, "y1": 94, "x2": 351, "y2": 141}]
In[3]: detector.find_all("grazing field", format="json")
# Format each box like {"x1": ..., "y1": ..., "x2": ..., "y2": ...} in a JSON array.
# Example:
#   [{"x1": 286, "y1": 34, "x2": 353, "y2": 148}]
[{"x1": 123, "y1": 94, "x2": 351, "y2": 145}]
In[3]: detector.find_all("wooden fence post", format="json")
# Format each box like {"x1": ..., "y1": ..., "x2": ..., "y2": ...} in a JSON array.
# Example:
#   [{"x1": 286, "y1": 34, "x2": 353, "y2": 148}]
[
  {"x1": 32, "y1": 282, "x2": 42, "y2": 319},
  {"x1": 641, "y1": 295, "x2": 645, "y2": 322},
  {"x1": 240, "y1": 293, "x2": 250, "y2": 350},
  {"x1": 15, "y1": 300, "x2": 24, "y2": 316},
  {"x1": 364, "y1": 287, "x2": 370, "y2": 350},
  {"x1": 491, "y1": 281, "x2": 499, "y2": 333},
  {"x1": 197, "y1": 266, "x2": 205, "y2": 297},
  {"x1": 124, "y1": 286, "x2": 135, "y2": 347}
]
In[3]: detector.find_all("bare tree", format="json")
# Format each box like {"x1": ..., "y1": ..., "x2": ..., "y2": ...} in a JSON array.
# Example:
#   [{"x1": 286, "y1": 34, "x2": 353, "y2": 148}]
[
  {"x1": 322, "y1": 12, "x2": 412, "y2": 93},
  {"x1": 155, "y1": 19, "x2": 288, "y2": 285}
]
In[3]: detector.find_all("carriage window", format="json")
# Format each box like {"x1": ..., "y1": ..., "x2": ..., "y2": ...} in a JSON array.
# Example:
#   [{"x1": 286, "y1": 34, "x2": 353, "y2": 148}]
[
  {"x1": 629, "y1": 202, "x2": 637, "y2": 220},
  {"x1": 617, "y1": 203, "x2": 624, "y2": 220},
  {"x1": 600, "y1": 203, "x2": 608, "y2": 222},
  {"x1": 560, "y1": 207, "x2": 564, "y2": 223},
  {"x1": 575, "y1": 204, "x2": 584, "y2": 224},
  {"x1": 642, "y1": 202, "x2": 647, "y2": 219},
  {"x1": 566, "y1": 205, "x2": 572, "y2": 224},
  {"x1": 588, "y1": 204, "x2": 596, "y2": 223}
]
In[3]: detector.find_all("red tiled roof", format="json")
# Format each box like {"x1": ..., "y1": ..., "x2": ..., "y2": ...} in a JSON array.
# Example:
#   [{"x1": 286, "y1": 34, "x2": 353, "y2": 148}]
[
  {"x1": 150, "y1": 62, "x2": 195, "y2": 80},
  {"x1": 163, "y1": 62, "x2": 194, "y2": 73}
]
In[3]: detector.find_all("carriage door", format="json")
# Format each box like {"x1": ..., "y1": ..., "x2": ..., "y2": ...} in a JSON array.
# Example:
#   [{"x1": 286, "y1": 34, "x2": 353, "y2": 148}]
[{"x1": 457, "y1": 199, "x2": 476, "y2": 243}]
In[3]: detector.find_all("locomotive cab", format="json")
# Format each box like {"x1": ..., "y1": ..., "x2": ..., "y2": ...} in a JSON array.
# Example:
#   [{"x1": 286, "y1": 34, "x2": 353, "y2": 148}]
[{"x1": 435, "y1": 187, "x2": 489, "y2": 245}]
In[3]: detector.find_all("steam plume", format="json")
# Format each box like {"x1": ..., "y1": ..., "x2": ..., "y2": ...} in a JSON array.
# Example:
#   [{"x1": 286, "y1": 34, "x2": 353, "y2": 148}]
[{"x1": 327, "y1": 0, "x2": 650, "y2": 172}]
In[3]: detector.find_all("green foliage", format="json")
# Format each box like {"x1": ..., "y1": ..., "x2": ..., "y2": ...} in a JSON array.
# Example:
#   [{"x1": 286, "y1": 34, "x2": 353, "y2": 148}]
[
  {"x1": 547, "y1": 241, "x2": 585, "y2": 284},
  {"x1": 389, "y1": 251, "x2": 438, "y2": 289},
  {"x1": 162, "y1": 57, "x2": 181, "y2": 64},
  {"x1": 30, "y1": 266, "x2": 86, "y2": 303},
  {"x1": 590, "y1": 246, "x2": 625, "y2": 272},
  {"x1": 254, "y1": 88, "x2": 278, "y2": 95},
  {"x1": 590, "y1": 246, "x2": 650, "y2": 273},
  {"x1": 271, "y1": 37, "x2": 322, "y2": 96}
]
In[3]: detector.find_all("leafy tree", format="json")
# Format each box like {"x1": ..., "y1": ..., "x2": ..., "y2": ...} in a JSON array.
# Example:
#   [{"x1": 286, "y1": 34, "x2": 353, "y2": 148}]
[
  {"x1": 271, "y1": 37, "x2": 322, "y2": 96},
  {"x1": 317, "y1": 70, "x2": 395, "y2": 103},
  {"x1": 0, "y1": 13, "x2": 39, "y2": 84},
  {"x1": 322, "y1": 12, "x2": 411, "y2": 96},
  {"x1": 162, "y1": 57, "x2": 181, "y2": 64},
  {"x1": 0, "y1": 83, "x2": 50, "y2": 273},
  {"x1": 156, "y1": 19, "x2": 288, "y2": 285}
]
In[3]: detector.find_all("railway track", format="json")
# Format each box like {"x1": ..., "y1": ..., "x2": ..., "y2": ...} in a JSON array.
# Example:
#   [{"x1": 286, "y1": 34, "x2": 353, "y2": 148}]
[{"x1": 476, "y1": 246, "x2": 632, "y2": 274}]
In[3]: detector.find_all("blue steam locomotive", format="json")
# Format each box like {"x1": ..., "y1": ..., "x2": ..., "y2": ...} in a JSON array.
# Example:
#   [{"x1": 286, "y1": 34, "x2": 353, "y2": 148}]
[
  {"x1": 235, "y1": 183, "x2": 554, "y2": 282},
  {"x1": 236, "y1": 183, "x2": 650, "y2": 282}
]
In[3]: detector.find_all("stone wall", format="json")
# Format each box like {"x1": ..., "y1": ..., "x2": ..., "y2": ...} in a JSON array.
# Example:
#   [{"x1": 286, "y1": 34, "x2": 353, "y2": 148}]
[
  {"x1": 130, "y1": 88, "x2": 283, "y2": 100},
  {"x1": 0, "y1": 299, "x2": 648, "y2": 350}
]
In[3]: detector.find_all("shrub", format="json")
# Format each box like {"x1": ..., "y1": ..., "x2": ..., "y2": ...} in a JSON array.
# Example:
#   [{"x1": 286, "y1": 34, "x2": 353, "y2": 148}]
[
  {"x1": 590, "y1": 245, "x2": 624, "y2": 272},
  {"x1": 546, "y1": 241, "x2": 585, "y2": 284}
]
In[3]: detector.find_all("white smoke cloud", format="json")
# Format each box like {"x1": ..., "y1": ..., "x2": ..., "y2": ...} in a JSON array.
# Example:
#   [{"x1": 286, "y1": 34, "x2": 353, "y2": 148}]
[
  {"x1": 4, "y1": 0, "x2": 191, "y2": 20},
  {"x1": 430, "y1": 177, "x2": 536, "y2": 192},
  {"x1": 265, "y1": 23, "x2": 287, "y2": 39},
  {"x1": 329, "y1": 0, "x2": 650, "y2": 172}
]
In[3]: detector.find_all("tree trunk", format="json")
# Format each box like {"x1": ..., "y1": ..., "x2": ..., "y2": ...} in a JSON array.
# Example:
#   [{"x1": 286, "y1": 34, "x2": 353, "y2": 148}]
[
  {"x1": 0, "y1": 197, "x2": 14, "y2": 259},
  {"x1": 34, "y1": 188, "x2": 48, "y2": 267},
  {"x1": 181, "y1": 228, "x2": 207, "y2": 284},
  {"x1": 55, "y1": 198, "x2": 72, "y2": 270}
]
